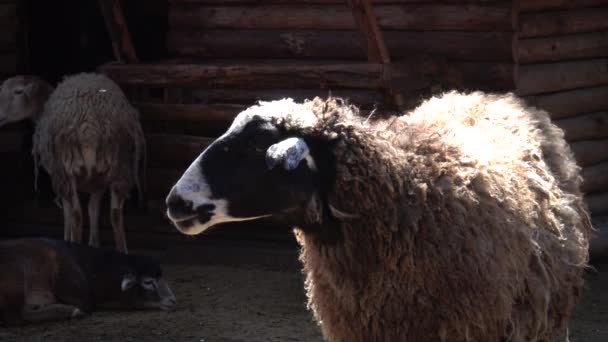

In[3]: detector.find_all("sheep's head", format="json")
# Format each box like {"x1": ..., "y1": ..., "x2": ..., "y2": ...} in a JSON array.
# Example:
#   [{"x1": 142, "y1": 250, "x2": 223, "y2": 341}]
[
  {"x1": 166, "y1": 98, "x2": 346, "y2": 238},
  {"x1": 0, "y1": 76, "x2": 52, "y2": 127},
  {"x1": 112, "y1": 255, "x2": 177, "y2": 311}
]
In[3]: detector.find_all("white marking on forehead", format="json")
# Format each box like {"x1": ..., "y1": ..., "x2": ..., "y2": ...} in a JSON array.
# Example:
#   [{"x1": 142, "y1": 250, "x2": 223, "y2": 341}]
[{"x1": 225, "y1": 98, "x2": 317, "y2": 137}]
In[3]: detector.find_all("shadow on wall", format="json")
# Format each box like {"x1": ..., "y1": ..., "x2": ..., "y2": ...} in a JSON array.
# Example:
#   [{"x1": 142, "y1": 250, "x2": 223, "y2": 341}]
[{"x1": 25, "y1": 0, "x2": 168, "y2": 83}]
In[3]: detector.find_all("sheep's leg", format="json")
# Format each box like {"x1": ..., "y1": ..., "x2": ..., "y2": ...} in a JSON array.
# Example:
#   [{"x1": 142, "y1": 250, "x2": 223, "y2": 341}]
[
  {"x1": 61, "y1": 198, "x2": 72, "y2": 241},
  {"x1": 110, "y1": 190, "x2": 127, "y2": 254},
  {"x1": 22, "y1": 304, "x2": 84, "y2": 322},
  {"x1": 69, "y1": 188, "x2": 83, "y2": 243},
  {"x1": 87, "y1": 190, "x2": 104, "y2": 247}
]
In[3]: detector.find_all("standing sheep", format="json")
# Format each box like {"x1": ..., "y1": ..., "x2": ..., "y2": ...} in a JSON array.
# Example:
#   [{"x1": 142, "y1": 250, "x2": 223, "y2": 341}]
[
  {"x1": 0, "y1": 73, "x2": 146, "y2": 253},
  {"x1": 165, "y1": 92, "x2": 591, "y2": 341}
]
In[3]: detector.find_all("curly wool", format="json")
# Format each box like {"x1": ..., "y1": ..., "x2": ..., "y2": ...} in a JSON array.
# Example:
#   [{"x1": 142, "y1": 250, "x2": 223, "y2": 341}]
[
  {"x1": 33, "y1": 73, "x2": 146, "y2": 199},
  {"x1": 277, "y1": 92, "x2": 590, "y2": 342}
]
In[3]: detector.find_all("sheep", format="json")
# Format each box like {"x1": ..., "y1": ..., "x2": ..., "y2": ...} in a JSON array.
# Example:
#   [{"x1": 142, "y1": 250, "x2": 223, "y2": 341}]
[
  {"x1": 0, "y1": 73, "x2": 146, "y2": 253},
  {"x1": 0, "y1": 237, "x2": 176, "y2": 325},
  {"x1": 164, "y1": 92, "x2": 591, "y2": 341}
]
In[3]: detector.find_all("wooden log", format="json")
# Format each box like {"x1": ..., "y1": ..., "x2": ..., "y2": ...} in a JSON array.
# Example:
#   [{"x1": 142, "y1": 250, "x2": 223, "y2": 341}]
[
  {"x1": 170, "y1": 4, "x2": 511, "y2": 31},
  {"x1": 519, "y1": 0, "x2": 608, "y2": 12},
  {"x1": 147, "y1": 168, "x2": 183, "y2": 197},
  {"x1": 348, "y1": 0, "x2": 391, "y2": 64},
  {"x1": 137, "y1": 102, "x2": 243, "y2": 123},
  {"x1": 524, "y1": 87, "x2": 608, "y2": 119},
  {"x1": 97, "y1": 0, "x2": 138, "y2": 63},
  {"x1": 590, "y1": 215, "x2": 608, "y2": 261},
  {"x1": 0, "y1": 52, "x2": 16, "y2": 75},
  {"x1": 188, "y1": 88, "x2": 385, "y2": 108},
  {"x1": 586, "y1": 192, "x2": 608, "y2": 215},
  {"x1": 170, "y1": 0, "x2": 505, "y2": 3},
  {"x1": 570, "y1": 140, "x2": 608, "y2": 167},
  {"x1": 519, "y1": 8, "x2": 608, "y2": 38},
  {"x1": 516, "y1": 59, "x2": 608, "y2": 96},
  {"x1": 518, "y1": 32, "x2": 608, "y2": 64},
  {"x1": 555, "y1": 112, "x2": 608, "y2": 141},
  {"x1": 582, "y1": 161, "x2": 608, "y2": 194},
  {"x1": 146, "y1": 133, "x2": 213, "y2": 169},
  {"x1": 446, "y1": 62, "x2": 515, "y2": 91},
  {"x1": 100, "y1": 62, "x2": 387, "y2": 88},
  {"x1": 167, "y1": 30, "x2": 514, "y2": 62}
]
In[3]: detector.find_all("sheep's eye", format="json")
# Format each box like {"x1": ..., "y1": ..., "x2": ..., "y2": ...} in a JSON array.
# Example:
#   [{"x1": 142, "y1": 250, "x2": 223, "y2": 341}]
[
  {"x1": 142, "y1": 279, "x2": 156, "y2": 290},
  {"x1": 13, "y1": 88, "x2": 24, "y2": 95},
  {"x1": 222, "y1": 146, "x2": 229, "y2": 152}
]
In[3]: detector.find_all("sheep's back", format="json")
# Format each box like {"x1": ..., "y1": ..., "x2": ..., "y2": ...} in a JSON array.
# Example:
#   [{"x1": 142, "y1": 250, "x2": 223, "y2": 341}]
[{"x1": 33, "y1": 73, "x2": 145, "y2": 197}]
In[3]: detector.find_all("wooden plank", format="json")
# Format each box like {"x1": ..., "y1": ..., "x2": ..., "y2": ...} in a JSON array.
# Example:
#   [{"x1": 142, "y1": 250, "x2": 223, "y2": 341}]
[
  {"x1": 555, "y1": 112, "x2": 608, "y2": 142},
  {"x1": 0, "y1": 23, "x2": 16, "y2": 50},
  {"x1": 516, "y1": 59, "x2": 608, "y2": 96},
  {"x1": 170, "y1": 0, "x2": 505, "y2": 3},
  {"x1": 518, "y1": 32, "x2": 608, "y2": 64},
  {"x1": 167, "y1": 30, "x2": 514, "y2": 62},
  {"x1": 519, "y1": 0, "x2": 608, "y2": 12},
  {"x1": 97, "y1": 0, "x2": 138, "y2": 63},
  {"x1": 570, "y1": 140, "x2": 608, "y2": 167},
  {"x1": 100, "y1": 62, "x2": 386, "y2": 88},
  {"x1": 581, "y1": 161, "x2": 608, "y2": 194},
  {"x1": 590, "y1": 215, "x2": 608, "y2": 260},
  {"x1": 586, "y1": 192, "x2": 608, "y2": 215},
  {"x1": 348, "y1": 0, "x2": 391, "y2": 64},
  {"x1": 525, "y1": 87, "x2": 608, "y2": 119},
  {"x1": 170, "y1": 4, "x2": 511, "y2": 31},
  {"x1": 519, "y1": 8, "x2": 608, "y2": 38},
  {"x1": 146, "y1": 133, "x2": 213, "y2": 169},
  {"x1": 137, "y1": 102, "x2": 244, "y2": 123}
]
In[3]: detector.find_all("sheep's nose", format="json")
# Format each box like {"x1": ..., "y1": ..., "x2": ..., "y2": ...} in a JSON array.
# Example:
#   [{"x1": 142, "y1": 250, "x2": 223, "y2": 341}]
[{"x1": 166, "y1": 190, "x2": 195, "y2": 221}]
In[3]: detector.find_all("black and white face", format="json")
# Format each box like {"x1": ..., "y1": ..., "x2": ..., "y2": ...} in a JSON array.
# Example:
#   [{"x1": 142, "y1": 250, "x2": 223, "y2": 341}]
[
  {"x1": 120, "y1": 272, "x2": 177, "y2": 311},
  {"x1": 165, "y1": 99, "x2": 325, "y2": 236}
]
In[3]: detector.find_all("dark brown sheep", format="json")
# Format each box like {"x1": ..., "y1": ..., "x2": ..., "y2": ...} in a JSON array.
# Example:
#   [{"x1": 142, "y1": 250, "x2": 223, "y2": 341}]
[{"x1": 0, "y1": 238, "x2": 175, "y2": 325}]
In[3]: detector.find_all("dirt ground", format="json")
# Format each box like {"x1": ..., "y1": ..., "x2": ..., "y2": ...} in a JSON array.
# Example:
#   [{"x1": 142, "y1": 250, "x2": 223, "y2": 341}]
[{"x1": 1, "y1": 248, "x2": 607, "y2": 342}]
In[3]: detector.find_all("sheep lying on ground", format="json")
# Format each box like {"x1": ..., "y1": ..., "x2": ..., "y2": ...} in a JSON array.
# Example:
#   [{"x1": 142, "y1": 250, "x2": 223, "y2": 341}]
[
  {"x1": 165, "y1": 92, "x2": 591, "y2": 341},
  {"x1": 0, "y1": 237, "x2": 175, "y2": 325},
  {"x1": 0, "y1": 73, "x2": 146, "y2": 253}
]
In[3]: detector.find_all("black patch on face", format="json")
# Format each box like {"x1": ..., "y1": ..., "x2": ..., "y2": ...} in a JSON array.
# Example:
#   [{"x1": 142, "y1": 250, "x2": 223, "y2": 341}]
[{"x1": 198, "y1": 118, "x2": 325, "y2": 220}]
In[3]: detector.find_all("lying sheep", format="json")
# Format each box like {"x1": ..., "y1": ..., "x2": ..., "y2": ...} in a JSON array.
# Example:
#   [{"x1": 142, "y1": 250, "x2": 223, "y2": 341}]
[
  {"x1": 0, "y1": 237, "x2": 175, "y2": 325},
  {"x1": 165, "y1": 92, "x2": 591, "y2": 341},
  {"x1": 0, "y1": 73, "x2": 146, "y2": 253}
]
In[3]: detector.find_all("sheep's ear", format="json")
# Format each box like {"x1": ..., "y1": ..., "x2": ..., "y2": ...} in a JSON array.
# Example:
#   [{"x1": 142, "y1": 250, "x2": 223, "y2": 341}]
[
  {"x1": 121, "y1": 272, "x2": 136, "y2": 291},
  {"x1": 266, "y1": 137, "x2": 311, "y2": 171}
]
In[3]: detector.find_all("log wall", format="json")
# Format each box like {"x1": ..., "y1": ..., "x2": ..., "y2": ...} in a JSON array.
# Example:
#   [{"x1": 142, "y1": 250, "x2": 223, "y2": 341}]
[{"x1": 514, "y1": 0, "x2": 608, "y2": 258}]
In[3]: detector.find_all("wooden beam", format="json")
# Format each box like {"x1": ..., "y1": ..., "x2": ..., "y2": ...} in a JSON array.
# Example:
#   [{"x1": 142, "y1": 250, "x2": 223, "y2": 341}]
[
  {"x1": 518, "y1": 32, "x2": 608, "y2": 64},
  {"x1": 581, "y1": 161, "x2": 608, "y2": 194},
  {"x1": 170, "y1": 4, "x2": 511, "y2": 32},
  {"x1": 167, "y1": 30, "x2": 513, "y2": 62},
  {"x1": 555, "y1": 112, "x2": 608, "y2": 141},
  {"x1": 570, "y1": 140, "x2": 608, "y2": 167},
  {"x1": 146, "y1": 133, "x2": 214, "y2": 169},
  {"x1": 170, "y1": 0, "x2": 508, "y2": 3},
  {"x1": 136, "y1": 103, "x2": 244, "y2": 123},
  {"x1": 347, "y1": 0, "x2": 390, "y2": 64},
  {"x1": 524, "y1": 87, "x2": 608, "y2": 119},
  {"x1": 519, "y1": 8, "x2": 608, "y2": 38},
  {"x1": 516, "y1": 59, "x2": 608, "y2": 96},
  {"x1": 586, "y1": 192, "x2": 608, "y2": 215},
  {"x1": 519, "y1": 0, "x2": 608, "y2": 12},
  {"x1": 97, "y1": 0, "x2": 138, "y2": 63}
]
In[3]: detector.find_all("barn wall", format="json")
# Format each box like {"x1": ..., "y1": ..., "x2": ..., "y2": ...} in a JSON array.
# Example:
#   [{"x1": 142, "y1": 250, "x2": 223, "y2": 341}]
[{"x1": 514, "y1": 0, "x2": 608, "y2": 217}]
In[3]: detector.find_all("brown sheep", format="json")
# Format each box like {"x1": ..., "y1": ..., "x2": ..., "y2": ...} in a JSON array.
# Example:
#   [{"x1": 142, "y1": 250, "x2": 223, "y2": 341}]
[
  {"x1": 0, "y1": 237, "x2": 176, "y2": 325},
  {"x1": 0, "y1": 73, "x2": 146, "y2": 253},
  {"x1": 165, "y1": 93, "x2": 591, "y2": 341}
]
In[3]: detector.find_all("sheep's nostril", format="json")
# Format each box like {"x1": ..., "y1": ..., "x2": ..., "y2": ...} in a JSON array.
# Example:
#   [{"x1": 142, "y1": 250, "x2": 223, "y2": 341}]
[{"x1": 166, "y1": 194, "x2": 195, "y2": 220}]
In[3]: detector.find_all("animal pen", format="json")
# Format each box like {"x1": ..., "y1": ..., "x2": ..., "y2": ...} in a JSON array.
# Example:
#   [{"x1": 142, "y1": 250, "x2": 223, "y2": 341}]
[
  {"x1": 1, "y1": 0, "x2": 608, "y2": 341},
  {"x1": 1, "y1": 0, "x2": 608, "y2": 252}
]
